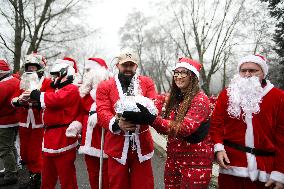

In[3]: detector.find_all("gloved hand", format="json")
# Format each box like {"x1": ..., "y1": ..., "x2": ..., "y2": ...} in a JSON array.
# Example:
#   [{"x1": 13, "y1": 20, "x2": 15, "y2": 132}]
[
  {"x1": 122, "y1": 103, "x2": 156, "y2": 125},
  {"x1": 65, "y1": 121, "x2": 82, "y2": 137},
  {"x1": 87, "y1": 113, "x2": 97, "y2": 128},
  {"x1": 30, "y1": 89, "x2": 41, "y2": 101}
]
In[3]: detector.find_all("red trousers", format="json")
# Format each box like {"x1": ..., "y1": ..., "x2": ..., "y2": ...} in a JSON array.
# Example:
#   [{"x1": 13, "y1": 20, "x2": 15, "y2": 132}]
[
  {"x1": 108, "y1": 150, "x2": 154, "y2": 189},
  {"x1": 41, "y1": 149, "x2": 78, "y2": 189},
  {"x1": 19, "y1": 126, "x2": 43, "y2": 173},
  {"x1": 218, "y1": 174, "x2": 267, "y2": 189},
  {"x1": 84, "y1": 155, "x2": 109, "y2": 189},
  {"x1": 164, "y1": 157, "x2": 212, "y2": 189}
]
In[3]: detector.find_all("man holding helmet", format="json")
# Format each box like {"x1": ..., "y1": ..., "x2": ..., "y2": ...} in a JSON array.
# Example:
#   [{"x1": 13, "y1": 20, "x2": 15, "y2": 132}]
[
  {"x1": 28, "y1": 58, "x2": 81, "y2": 189},
  {"x1": 12, "y1": 52, "x2": 53, "y2": 189}
]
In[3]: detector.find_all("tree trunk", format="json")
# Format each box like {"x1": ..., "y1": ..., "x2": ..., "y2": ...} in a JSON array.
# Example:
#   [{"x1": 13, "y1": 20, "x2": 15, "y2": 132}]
[{"x1": 13, "y1": 0, "x2": 22, "y2": 73}]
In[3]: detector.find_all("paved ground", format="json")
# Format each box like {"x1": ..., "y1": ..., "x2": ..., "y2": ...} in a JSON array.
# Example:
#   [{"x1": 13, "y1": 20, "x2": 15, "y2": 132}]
[
  {"x1": 0, "y1": 148, "x2": 166, "y2": 189},
  {"x1": 0, "y1": 129, "x2": 218, "y2": 188}
]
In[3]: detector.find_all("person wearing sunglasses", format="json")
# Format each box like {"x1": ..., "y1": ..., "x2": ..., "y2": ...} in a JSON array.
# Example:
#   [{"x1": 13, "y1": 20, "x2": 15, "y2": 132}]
[{"x1": 210, "y1": 54, "x2": 284, "y2": 189}]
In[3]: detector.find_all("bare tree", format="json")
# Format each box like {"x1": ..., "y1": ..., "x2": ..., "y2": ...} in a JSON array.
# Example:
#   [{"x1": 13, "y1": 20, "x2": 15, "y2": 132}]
[
  {"x1": 119, "y1": 10, "x2": 149, "y2": 75},
  {"x1": 0, "y1": 0, "x2": 91, "y2": 72},
  {"x1": 158, "y1": 0, "x2": 245, "y2": 94}
]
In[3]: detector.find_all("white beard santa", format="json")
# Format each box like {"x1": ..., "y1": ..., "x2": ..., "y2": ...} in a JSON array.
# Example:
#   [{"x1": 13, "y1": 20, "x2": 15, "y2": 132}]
[
  {"x1": 210, "y1": 54, "x2": 284, "y2": 189},
  {"x1": 66, "y1": 57, "x2": 110, "y2": 189}
]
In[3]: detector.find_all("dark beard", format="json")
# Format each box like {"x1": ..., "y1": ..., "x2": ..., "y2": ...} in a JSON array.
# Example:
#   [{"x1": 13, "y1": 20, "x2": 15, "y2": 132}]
[{"x1": 118, "y1": 72, "x2": 135, "y2": 93}]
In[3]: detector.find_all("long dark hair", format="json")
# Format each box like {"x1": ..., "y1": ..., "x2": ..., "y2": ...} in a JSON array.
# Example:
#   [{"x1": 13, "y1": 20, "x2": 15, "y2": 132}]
[{"x1": 164, "y1": 72, "x2": 200, "y2": 136}]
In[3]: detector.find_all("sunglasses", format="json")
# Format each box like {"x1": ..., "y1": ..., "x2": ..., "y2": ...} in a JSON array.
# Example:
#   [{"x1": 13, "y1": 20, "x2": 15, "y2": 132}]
[{"x1": 173, "y1": 70, "x2": 190, "y2": 78}]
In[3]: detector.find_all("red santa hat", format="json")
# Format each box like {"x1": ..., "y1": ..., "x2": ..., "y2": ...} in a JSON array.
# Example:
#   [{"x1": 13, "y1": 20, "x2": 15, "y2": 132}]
[
  {"x1": 238, "y1": 54, "x2": 268, "y2": 77},
  {"x1": 63, "y1": 57, "x2": 78, "y2": 73},
  {"x1": 174, "y1": 57, "x2": 202, "y2": 79},
  {"x1": 86, "y1": 58, "x2": 108, "y2": 70},
  {"x1": 0, "y1": 59, "x2": 11, "y2": 73}
]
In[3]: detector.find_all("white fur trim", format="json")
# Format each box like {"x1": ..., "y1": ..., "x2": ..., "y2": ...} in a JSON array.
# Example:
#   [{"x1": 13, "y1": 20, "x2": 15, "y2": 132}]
[
  {"x1": 42, "y1": 141, "x2": 78, "y2": 153},
  {"x1": 0, "y1": 75, "x2": 12, "y2": 82},
  {"x1": 114, "y1": 74, "x2": 140, "y2": 97},
  {"x1": 90, "y1": 102, "x2": 96, "y2": 112},
  {"x1": 113, "y1": 126, "x2": 154, "y2": 165},
  {"x1": 0, "y1": 123, "x2": 18, "y2": 128},
  {"x1": 19, "y1": 122, "x2": 43, "y2": 128},
  {"x1": 262, "y1": 80, "x2": 274, "y2": 96},
  {"x1": 244, "y1": 113, "x2": 258, "y2": 181},
  {"x1": 85, "y1": 60, "x2": 106, "y2": 70},
  {"x1": 78, "y1": 146, "x2": 108, "y2": 158},
  {"x1": 238, "y1": 55, "x2": 268, "y2": 76},
  {"x1": 90, "y1": 89, "x2": 96, "y2": 100},
  {"x1": 270, "y1": 171, "x2": 284, "y2": 184},
  {"x1": 135, "y1": 126, "x2": 154, "y2": 162},
  {"x1": 220, "y1": 166, "x2": 270, "y2": 182},
  {"x1": 11, "y1": 97, "x2": 18, "y2": 107},
  {"x1": 109, "y1": 117, "x2": 121, "y2": 134},
  {"x1": 40, "y1": 92, "x2": 46, "y2": 108},
  {"x1": 174, "y1": 62, "x2": 199, "y2": 78},
  {"x1": 113, "y1": 132, "x2": 130, "y2": 165},
  {"x1": 214, "y1": 143, "x2": 225, "y2": 153},
  {"x1": 85, "y1": 120, "x2": 95, "y2": 146},
  {"x1": 38, "y1": 76, "x2": 45, "y2": 89}
]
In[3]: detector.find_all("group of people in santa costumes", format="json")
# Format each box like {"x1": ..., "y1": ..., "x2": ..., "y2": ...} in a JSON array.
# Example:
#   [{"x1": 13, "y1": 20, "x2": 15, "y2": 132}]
[{"x1": 1, "y1": 51, "x2": 283, "y2": 189}]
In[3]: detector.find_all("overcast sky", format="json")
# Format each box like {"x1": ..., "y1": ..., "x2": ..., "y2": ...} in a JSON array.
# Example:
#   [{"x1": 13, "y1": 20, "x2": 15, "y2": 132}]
[{"x1": 85, "y1": 0, "x2": 155, "y2": 61}]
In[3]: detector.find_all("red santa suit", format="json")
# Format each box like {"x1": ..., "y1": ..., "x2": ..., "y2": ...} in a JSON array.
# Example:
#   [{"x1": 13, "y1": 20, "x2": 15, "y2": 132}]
[
  {"x1": 13, "y1": 77, "x2": 53, "y2": 174},
  {"x1": 0, "y1": 75, "x2": 20, "y2": 128},
  {"x1": 210, "y1": 81, "x2": 284, "y2": 187},
  {"x1": 0, "y1": 73, "x2": 20, "y2": 183},
  {"x1": 96, "y1": 74, "x2": 156, "y2": 189},
  {"x1": 34, "y1": 58, "x2": 81, "y2": 189},
  {"x1": 39, "y1": 83, "x2": 80, "y2": 189},
  {"x1": 152, "y1": 91, "x2": 213, "y2": 189},
  {"x1": 78, "y1": 93, "x2": 109, "y2": 189}
]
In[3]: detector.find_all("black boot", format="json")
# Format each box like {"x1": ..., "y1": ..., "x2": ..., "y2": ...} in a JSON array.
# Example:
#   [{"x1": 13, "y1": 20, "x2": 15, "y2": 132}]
[
  {"x1": 0, "y1": 173, "x2": 18, "y2": 186},
  {"x1": 0, "y1": 169, "x2": 4, "y2": 177},
  {"x1": 29, "y1": 172, "x2": 41, "y2": 189}
]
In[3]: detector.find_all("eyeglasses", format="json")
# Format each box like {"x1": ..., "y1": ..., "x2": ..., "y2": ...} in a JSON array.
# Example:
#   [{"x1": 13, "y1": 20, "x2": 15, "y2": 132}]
[
  {"x1": 173, "y1": 71, "x2": 189, "y2": 78},
  {"x1": 239, "y1": 69, "x2": 260, "y2": 74}
]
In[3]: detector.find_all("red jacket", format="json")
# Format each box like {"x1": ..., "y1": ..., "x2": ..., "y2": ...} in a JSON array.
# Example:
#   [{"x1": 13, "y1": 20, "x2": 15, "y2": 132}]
[
  {"x1": 0, "y1": 76, "x2": 20, "y2": 127},
  {"x1": 40, "y1": 84, "x2": 81, "y2": 156},
  {"x1": 210, "y1": 81, "x2": 284, "y2": 183},
  {"x1": 96, "y1": 74, "x2": 156, "y2": 165},
  {"x1": 78, "y1": 93, "x2": 108, "y2": 158}
]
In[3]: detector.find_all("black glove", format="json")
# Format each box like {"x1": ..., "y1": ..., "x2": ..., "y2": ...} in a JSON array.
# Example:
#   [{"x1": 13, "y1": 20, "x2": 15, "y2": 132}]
[
  {"x1": 112, "y1": 118, "x2": 121, "y2": 133},
  {"x1": 122, "y1": 103, "x2": 156, "y2": 125},
  {"x1": 30, "y1": 89, "x2": 41, "y2": 102}
]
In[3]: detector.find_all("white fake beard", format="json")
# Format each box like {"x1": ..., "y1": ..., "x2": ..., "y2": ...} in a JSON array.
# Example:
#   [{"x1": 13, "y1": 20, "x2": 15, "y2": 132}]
[
  {"x1": 79, "y1": 68, "x2": 109, "y2": 98},
  {"x1": 227, "y1": 75, "x2": 264, "y2": 119}
]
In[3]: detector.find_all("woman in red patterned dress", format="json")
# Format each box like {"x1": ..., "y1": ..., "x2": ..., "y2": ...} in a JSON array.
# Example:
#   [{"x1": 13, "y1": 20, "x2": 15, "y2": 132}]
[{"x1": 123, "y1": 57, "x2": 214, "y2": 189}]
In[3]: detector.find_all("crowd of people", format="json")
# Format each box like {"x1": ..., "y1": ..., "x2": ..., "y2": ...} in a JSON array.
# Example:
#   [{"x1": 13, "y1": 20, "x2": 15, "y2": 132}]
[{"x1": 0, "y1": 52, "x2": 283, "y2": 189}]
